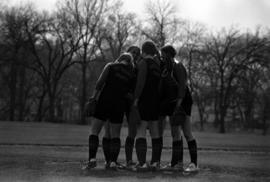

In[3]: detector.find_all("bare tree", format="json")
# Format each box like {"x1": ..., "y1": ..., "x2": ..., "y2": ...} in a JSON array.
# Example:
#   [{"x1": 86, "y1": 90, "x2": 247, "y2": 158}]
[
  {"x1": 178, "y1": 22, "x2": 207, "y2": 130},
  {"x1": 57, "y1": 0, "x2": 108, "y2": 124},
  {"x1": 24, "y1": 9, "x2": 82, "y2": 122},
  {"x1": 204, "y1": 28, "x2": 269, "y2": 133},
  {"x1": 142, "y1": 0, "x2": 183, "y2": 47},
  {"x1": 97, "y1": 1, "x2": 138, "y2": 60},
  {"x1": 0, "y1": 4, "x2": 37, "y2": 121}
]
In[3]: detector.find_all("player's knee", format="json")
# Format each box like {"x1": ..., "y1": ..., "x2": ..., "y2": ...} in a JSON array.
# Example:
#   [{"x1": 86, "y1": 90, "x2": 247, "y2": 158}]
[
  {"x1": 171, "y1": 127, "x2": 181, "y2": 140},
  {"x1": 183, "y1": 131, "x2": 194, "y2": 141}
]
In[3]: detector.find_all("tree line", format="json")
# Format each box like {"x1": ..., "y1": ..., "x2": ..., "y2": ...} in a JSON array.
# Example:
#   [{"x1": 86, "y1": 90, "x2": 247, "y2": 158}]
[{"x1": 0, "y1": 0, "x2": 269, "y2": 134}]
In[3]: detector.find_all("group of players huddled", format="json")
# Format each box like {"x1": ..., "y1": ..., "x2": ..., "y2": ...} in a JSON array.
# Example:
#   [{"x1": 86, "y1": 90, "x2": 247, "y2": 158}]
[{"x1": 83, "y1": 41, "x2": 199, "y2": 173}]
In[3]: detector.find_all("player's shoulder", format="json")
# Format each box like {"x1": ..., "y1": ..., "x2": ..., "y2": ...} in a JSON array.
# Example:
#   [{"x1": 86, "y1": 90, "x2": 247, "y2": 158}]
[
  {"x1": 107, "y1": 62, "x2": 121, "y2": 69},
  {"x1": 174, "y1": 59, "x2": 185, "y2": 69}
]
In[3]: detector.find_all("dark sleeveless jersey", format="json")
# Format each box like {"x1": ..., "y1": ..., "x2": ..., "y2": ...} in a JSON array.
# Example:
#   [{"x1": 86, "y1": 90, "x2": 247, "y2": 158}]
[
  {"x1": 98, "y1": 63, "x2": 136, "y2": 112},
  {"x1": 138, "y1": 57, "x2": 161, "y2": 120}
]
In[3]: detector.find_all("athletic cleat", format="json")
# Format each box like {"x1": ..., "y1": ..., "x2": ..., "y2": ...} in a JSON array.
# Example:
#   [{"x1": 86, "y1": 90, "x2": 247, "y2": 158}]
[
  {"x1": 109, "y1": 161, "x2": 117, "y2": 170},
  {"x1": 149, "y1": 162, "x2": 160, "y2": 171},
  {"x1": 115, "y1": 162, "x2": 125, "y2": 170},
  {"x1": 82, "y1": 159, "x2": 97, "y2": 170},
  {"x1": 184, "y1": 163, "x2": 199, "y2": 173},
  {"x1": 104, "y1": 161, "x2": 111, "y2": 169},
  {"x1": 133, "y1": 163, "x2": 149, "y2": 172},
  {"x1": 125, "y1": 160, "x2": 136, "y2": 170},
  {"x1": 162, "y1": 162, "x2": 183, "y2": 171}
]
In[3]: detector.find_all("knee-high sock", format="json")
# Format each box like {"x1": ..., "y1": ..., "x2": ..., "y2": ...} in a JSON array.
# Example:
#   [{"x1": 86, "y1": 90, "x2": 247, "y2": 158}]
[
  {"x1": 151, "y1": 138, "x2": 162, "y2": 164},
  {"x1": 171, "y1": 139, "x2": 183, "y2": 166},
  {"x1": 89, "y1": 135, "x2": 99, "y2": 161},
  {"x1": 102, "y1": 137, "x2": 111, "y2": 163},
  {"x1": 125, "y1": 136, "x2": 135, "y2": 163},
  {"x1": 158, "y1": 137, "x2": 163, "y2": 162},
  {"x1": 135, "y1": 138, "x2": 147, "y2": 165},
  {"x1": 110, "y1": 138, "x2": 121, "y2": 162},
  {"x1": 188, "y1": 140, "x2": 197, "y2": 165}
]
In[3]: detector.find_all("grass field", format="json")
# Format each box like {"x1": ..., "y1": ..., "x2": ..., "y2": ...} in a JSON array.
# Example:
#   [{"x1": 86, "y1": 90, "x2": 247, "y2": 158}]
[{"x1": 0, "y1": 121, "x2": 270, "y2": 182}]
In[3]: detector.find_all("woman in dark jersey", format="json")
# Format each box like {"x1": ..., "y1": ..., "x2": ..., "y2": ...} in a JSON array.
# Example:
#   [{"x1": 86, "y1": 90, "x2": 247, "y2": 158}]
[
  {"x1": 159, "y1": 45, "x2": 198, "y2": 172},
  {"x1": 124, "y1": 46, "x2": 141, "y2": 168},
  {"x1": 133, "y1": 41, "x2": 162, "y2": 171},
  {"x1": 84, "y1": 53, "x2": 136, "y2": 170}
]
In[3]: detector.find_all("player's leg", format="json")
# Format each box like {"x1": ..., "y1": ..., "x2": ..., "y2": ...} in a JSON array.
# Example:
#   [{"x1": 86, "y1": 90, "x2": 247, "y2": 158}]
[
  {"x1": 158, "y1": 116, "x2": 166, "y2": 137},
  {"x1": 135, "y1": 121, "x2": 148, "y2": 170},
  {"x1": 84, "y1": 118, "x2": 105, "y2": 169},
  {"x1": 158, "y1": 116, "x2": 166, "y2": 164},
  {"x1": 108, "y1": 112, "x2": 124, "y2": 170},
  {"x1": 183, "y1": 115, "x2": 198, "y2": 172},
  {"x1": 182, "y1": 88, "x2": 198, "y2": 172},
  {"x1": 102, "y1": 122, "x2": 111, "y2": 168},
  {"x1": 125, "y1": 107, "x2": 137, "y2": 167},
  {"x1": 148, "y1": 120, "x2": 162, "y2": 170},
  {"x1": 161, "y1": 102, "x2": 185, "y2": 171},
  {"x1": 163, "y1": 115, "x2": 184, "y2": 171}
]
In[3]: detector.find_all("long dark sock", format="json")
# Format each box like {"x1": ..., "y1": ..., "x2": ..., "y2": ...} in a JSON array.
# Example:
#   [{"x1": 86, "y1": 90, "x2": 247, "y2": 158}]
[
  {"x1": 158, "y1": 137, "x2": 163, "y2": 162},
  {"x1": 151, "y1": 138, "x2": 161, "y2": 164},
  {"x1": 110, "y1": 138, "x2": 121, "y2": 162},
  {"x1": 102, "y1": 137, "x2": 111, "y2": 163},
  {"x1": 188, "y1": 140, "x2": 197, "y2": 166},
  {"x1": 171, "y1": 139, "x2": 183, "y2": 166},
  {"x1": 88, "y1": 135, "x2": 99, "y2": 161},
  {"x1": 125, "y1": 136, "x2": 135, "y2": 163},
  {"x1": 135, "y1": 138, "x2": 147, "y2": 165}
]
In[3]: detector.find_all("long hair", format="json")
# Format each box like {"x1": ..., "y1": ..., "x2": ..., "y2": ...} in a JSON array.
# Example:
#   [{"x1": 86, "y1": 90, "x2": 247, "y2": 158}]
[
  {"x1": 161, "y1": 45, "x2": 176, "y2": 75},
  {"x1": 116, "y1": 52, "x2": 134, "y2": 68},
  {"x1": 127, "y1": 46, "x2": 141, "y2": 62}
]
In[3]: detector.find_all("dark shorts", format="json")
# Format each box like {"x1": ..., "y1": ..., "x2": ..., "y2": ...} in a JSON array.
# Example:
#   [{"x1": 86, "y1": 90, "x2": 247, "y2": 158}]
[
  {"x1": 169, "y1": 87, "x2": 193, "y2": 126},
  {"x1": 159, "y1": 100, "x2": 177, "y2": 117},
  {"x1": 138, "y1": 104, "x2": 159, "y2": 121},
  {"x1": 170, "y1": 107, "x2": 187, "y2": 126},
  {"x1": 181, "y1": 87, "x2": 193, "y2": 116},
  {"x1": 93, "y1": 100, "x2": 125, "y2": 124},
  {"x1": 138, "y1": 96, "x2": 159, "y2": 121}
]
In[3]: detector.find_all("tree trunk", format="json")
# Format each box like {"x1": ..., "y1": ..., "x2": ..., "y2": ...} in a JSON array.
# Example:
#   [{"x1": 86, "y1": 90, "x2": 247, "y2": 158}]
[
  {"x1": 213, "y1": 92, "x2": 219, "y2": 128},
  {"x1": 18, "y1": 65, "x2": 26, "y2": 121},
  {"x1": 219, "y1": 107, "x2": 226, "y2": 133},
  {"x1": 48, "y1": 89, "x2": 56, "y2": 122},
  {"x1": 36, "y1": 90, "x2": 46, "y2": 121},
  {"x1": 9, "y1": 56, "x2": 18, "y2": 121},
  {"x1": 80, "y1": 46, "x2": 87, "y2": 125},
  {"x1": 196, "y1": 100, "x2": 205, "y2": 131}
]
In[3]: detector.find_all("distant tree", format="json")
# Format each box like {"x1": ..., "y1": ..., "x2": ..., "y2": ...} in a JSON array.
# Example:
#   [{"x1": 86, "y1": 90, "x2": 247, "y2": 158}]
[
  {"x1": 57, "y1": 0, "x2": 108, "y2": 124},
  {"x1": 204, "y1": 28, "x2": 269, "y2": 133},
  {"x1": 0, "y1": 4, "x2": 37, "y2": 121},
  {"x1": 141, "y1": 0, "x2": 183, "y2": 47},
  {"x1": 99, "y1": 10, "x2": 138, "y2": 60},
  {"x1": 178, "y1": 22, "x2": 208, "y2": 130},
  {"x1": 24, "y1": 9, "x2": 82, "y2": 122}
]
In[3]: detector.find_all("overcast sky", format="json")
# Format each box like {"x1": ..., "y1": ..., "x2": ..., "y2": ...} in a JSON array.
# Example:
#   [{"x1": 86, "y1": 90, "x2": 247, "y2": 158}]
[{"x1": 8, "y1": 0, "x2": 270, "y2": 31}]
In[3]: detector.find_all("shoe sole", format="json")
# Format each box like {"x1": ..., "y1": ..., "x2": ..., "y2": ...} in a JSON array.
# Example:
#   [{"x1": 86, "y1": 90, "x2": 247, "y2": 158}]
[{"x1": 183, "y1": 169, "x2": 199, "y2": 175}]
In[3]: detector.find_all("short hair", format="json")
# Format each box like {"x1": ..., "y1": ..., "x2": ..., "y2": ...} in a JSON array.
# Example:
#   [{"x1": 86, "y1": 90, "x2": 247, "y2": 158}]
[
  {"x1": 142, "y1": 41, "x2": 158, "y2": 56},
  {"x1": 161, "y1": 45, "x2": 176, "y2": 58}
]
